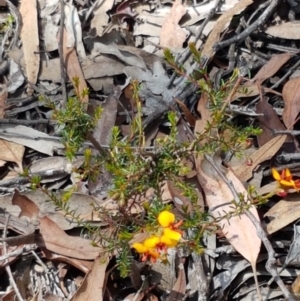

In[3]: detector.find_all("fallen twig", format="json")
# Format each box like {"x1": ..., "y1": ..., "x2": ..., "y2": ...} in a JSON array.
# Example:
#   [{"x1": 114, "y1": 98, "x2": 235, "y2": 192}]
[
  {"x1": 214, "y1": 0, "x2": 278, "y2": 51},
  {"x1": 167, "y1": 0, "x2": 223, "y2": 88},
  {"x1": 2, "y1": 215, "x2": 25, "y2": 301}
]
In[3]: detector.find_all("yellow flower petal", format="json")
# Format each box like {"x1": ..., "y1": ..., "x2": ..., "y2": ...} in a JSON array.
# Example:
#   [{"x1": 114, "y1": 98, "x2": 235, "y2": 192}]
[
  {"x1": 161, "y1": 234, "x2": 178, "y2": 247},
  {"x1": 272, "y1": 168, "x2": 281, "y2": 181},
  {"x1": 285, "y1": 169, "x2": 292, "y2": 179},
  {"x1": 280, "y1": 179, "x2": 295, "y2": 187},
  {"x1": 144, "y1": 236, "x2": 160, "y2": 248},
  {"x1": 163, "y1": 228, "x2": 181, "y2": 241},
  {"x1": 158, "y1": 210, "x2": 175, "y2": 227},
  {"x1": 132, "y1": 243, "x2": 148, "y2": 254}
]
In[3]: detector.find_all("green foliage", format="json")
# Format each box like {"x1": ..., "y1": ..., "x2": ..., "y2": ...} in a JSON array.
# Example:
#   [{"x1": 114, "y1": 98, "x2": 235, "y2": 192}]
[
  {"x1": 46, "y1": 77, "x2": 102, "y2": 160},
  {"x1": 166, "y1": 44, "x2": 261, "y2": 155},
  {"x1": 29, "y1": 49, "x2": 263, "y2": 278}
]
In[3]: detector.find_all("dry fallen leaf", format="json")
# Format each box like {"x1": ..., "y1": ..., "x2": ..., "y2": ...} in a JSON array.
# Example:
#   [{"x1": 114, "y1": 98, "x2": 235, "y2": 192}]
[
  {"x1": 168, "y1": 260, "x2": 186, "y2": 301},
  {"x1": 234, "y1": 53, "x2": 291, "y2": 101},
  {"x1": 256, "y1": 99, "x2": 290, "y2": 146},
  {"x1": 0, "y1": 140, "x2": 25, "y2": 172},
  {"x1": 13, "y1": 191, "x2": 102, "y2": 259},
  {"x1": 232, "y1": 85, "x2": 280, "y2": 101},
  {"x1": 195, "y1": 154, "x2": 262, "y2": 300},
  {"x1": 292, "y1": 275, "x2": 300, "y2": 297},
  {"x1": 159, "y1": 0, "x2": 187, "y2": 50},
  {"x1": 19, "y1": 0, "x2": 40, "y2": 95},
  {"x1": 265, "y1": 194, "x2": 300, "y2": 235},
  {"x1": 71, "y1": 256, "x2": 109, "y2": 301},
  {"x1": 201, "y1": 0, "x2": 253, "y2": 59},
  {"x1": 195, "y1": 93, "x2": 213, "y2": 144},
  {"x1": 1, "y1": 190, "x2": 102, "y2": 231},
  {"x1": 251, "y1": 53, "x2": 292, "y2": 83},
  {"x1": 88, "y1": 90, "x2": 118, "y2": 193},
  {"x1": 258, "y1": 181, "x2": 277, "y2": 196},
  {"x1": 38, "y1": 216, "x2": 102, "y2": 260},
  {"x1": 265, "y1": 22, "x2": 300, "y2": 40},
  {"x1": 0, "y1": 125, "x2": 64, "y2": 156},
  {"x1": 231, "y1": 135, "x2": 287, "y2": 182},
  {"x1": 12, "y1": 190, "x2": 40, "y2": 219},
  {"x1": 62, "y1": 29, "x2": 88, "y2": 103},
  {"x1": 232, "y1": 83, "x2": 261, "y2": 100},
  {"x1": 42, "y1": 249, "x2": 93, "y2": 274},
  {"x1": 196, "y1": 154, "x2": 261, "y2": 296},
  {"x1": 174, "y1": 98, "x2": 196, "y2": 127},
  {"x1": 282, "y1": 76, "x2": 300, "y2": 129},
  {"x1": 90, "y1": 0, "x2": 114, "y2": 37}
]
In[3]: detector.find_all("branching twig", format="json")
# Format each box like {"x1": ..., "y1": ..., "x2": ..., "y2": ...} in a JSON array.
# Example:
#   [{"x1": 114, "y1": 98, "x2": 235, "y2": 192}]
[
  {"x1": 276, "y1": 152, "x2": 300, "y2": 163},
  {"x1": 214, "y1": 0, "x2": 278, "y2": 51},
  {"x1": 2, "y1": 215, "x2": 25, "y2": 301},
  {"x1": 167, "y1": 0, "x2": 222, "y2": 88}
]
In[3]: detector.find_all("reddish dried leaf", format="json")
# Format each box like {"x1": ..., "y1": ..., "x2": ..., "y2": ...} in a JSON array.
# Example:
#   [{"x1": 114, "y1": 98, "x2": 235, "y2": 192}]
[
  {"x1": 233, "y1": 83, "x2": 260, "y2": 100},
  {"x1": 195, "y1": 93, "x2": 212, "y2": 142},
  {"x1": 174, "y1": 98, "x2": 196, "y2": 127},
  {"x1": 12, "y1": 190, "x2": 39, "y2": 219},
  {"x1": 62, "y1": 29, "x2": 88, "y2": 103},
  {"x1": 251, "y1": 53, "x2": 291, "y2": 83},
  {"x1": 13, "y1": 192, "x2": 102, "y2": 252},
  {"x1": 159, "y1": 0, "x2": 186, "y2": 49},
  {"x1": 41, "y1": 249, "x2": 93, "y2": 274},
  {"x1": 93, "y1": 90, "x2": 119, "y2": 145},
  {"x1": 19, "y1": 0, "x2": 40, "y2": 94},
  {"x1": 256, "y1": 99, "x2": 290, "y2": 146},
  {"x1": 123, "y1": 293, "x2": 158, "y2": 301},
  {"x1": 38, "y1": 216, "x2": 102, "y2": 260},
  {"x1": 231, "y1": 135, "x2": 287, "y2": 182},
  {"x1": 2, "y1": 290, "x2": 15, "y2": 301},
  {"x1": 282, "y1": 76, "x2": 300, "y2": 129}
]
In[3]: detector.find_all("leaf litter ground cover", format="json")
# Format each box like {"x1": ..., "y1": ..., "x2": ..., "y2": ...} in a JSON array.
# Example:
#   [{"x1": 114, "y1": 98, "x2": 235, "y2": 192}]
[{"x1": 1, "y1": 0, "x2": 300, "y2": 300}]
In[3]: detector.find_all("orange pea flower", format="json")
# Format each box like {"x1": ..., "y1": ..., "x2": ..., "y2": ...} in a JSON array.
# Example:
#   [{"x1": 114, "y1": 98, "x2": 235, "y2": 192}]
[
  {"x1": 272, "y1": 168, "x2": 300, "y2": 191},
  {"x1": 132, "y1": 210, "x2": 184, "y2": 263},
  {"x1": 132, "y1": 238, "x2": 160, "y2": 263},
  {"x1": 132, "y1": 230, "x2": 182, "y2": 262}
]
